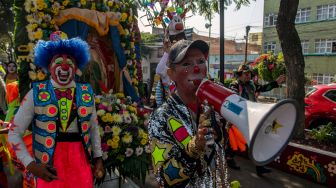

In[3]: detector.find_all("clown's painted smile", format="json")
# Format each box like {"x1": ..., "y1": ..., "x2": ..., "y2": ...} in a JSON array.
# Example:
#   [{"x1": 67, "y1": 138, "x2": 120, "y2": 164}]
[{"x1": 49, "y1": 54, "x2": 76, "y2": 86}]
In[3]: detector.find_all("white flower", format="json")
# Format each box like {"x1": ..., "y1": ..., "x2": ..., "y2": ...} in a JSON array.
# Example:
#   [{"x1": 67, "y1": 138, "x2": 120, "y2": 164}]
[
  {"x1": 125, "y1": 148, "x2": 134, "y2": 157},
  {"x1": 121, "y1": 104, "x2": 126, "y2": 109},
  {"x1": 145, "y1": 145, "x2": 151, "y2": 153},
  {"x1": 131, "y1": 113, "x2": 138, "y2": 123},
  {"x1": 116, "y1": 99, "x2": 121, "y2": 104},
  {"x1": 135, "y1": 147, "x2": 143, "y2": 156},
  {"x1": 29, "y1": 63, "x2": 36, "y2": 70},
  {"x1": 43, "y1": 14, "x2": 51, "y2": 22},
  {"x1": 24, "y1": 0, "x2": 32, "y2": 12},
  {"x1": 123, "y1": 114, "x2": 132, "y2": 124},
  {"x1": 102, "y1": 152, "x2": 108, "y2": 160},
  {"x1": 96, "y1": 109, "x2": 106, "y2": 116}
]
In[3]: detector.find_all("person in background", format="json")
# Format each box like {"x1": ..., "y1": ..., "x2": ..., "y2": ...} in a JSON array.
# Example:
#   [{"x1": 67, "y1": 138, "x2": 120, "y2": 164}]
[
  {"x1": 227, "y1": 63, "x2": 286, "y2": 176},
  {"x1": 152, "y1": 10, "x2": 187, "y2": 108},
  {"x1": 8, "y1": 32, "x2": 104, "y2": 187}
]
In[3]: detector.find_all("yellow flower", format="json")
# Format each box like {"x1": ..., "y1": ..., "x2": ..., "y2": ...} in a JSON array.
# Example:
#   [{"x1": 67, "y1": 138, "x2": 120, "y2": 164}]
[
  {"x1": 38, "y1": 12, "x2": 45, "y2": 18},
  {"x1": 128, "y1": 106, "x2": 136, "y2": 113},
  {"x1": 142, "y1": 133, "x2": 148, "y2": 140},
  {"x1": 116, "y1": 92, "x2": 125, "y2": 98},
  {"x1": 80, "y1": 0, "x2": 86, "y2": 6},
  {"x1": 111, "y1": 126, "x2": 121, "y2": 136},
  {"x1": 101, "y1": 115, "x2": 108, "y2": 123},
  {"x1": 122, "y1": 132, "x2": 133, "y2": 144},
  {"x1": 107, "y1": 139, "x2": 113, "y2": 146},
  {"x1": 91, "y1": 2, "x2": 96, "y2": 10},
  {"x1": 95, "y1": 97, "x2": 101, "y2": 104},
  {"x1": 34, "y1": 29, "x2": 43, "y2": 40},
  {"x1": 112, "y1": 136, "x2": 120, "y2": 143},
  {"x1": 105, "y1": 113, "x2": 113, "y2": 122},
  {"x1": 121, "y1": 13, "x2": 128, "y2": 22},
  {"x1": 62, "y1": 0, "x2": 70, "y2": 6},
  {"x1": 138, "y1": 128, "x2": 145, "y2": 138},
  {"x1": 26, "y1": 15, "x2": 34, "y2": 23},
  {"x1": 111, "y1": 142, "x2": 118, "y2": 149},
  {"x1": 107, "y1": 1, "x2": 113, "y2": 7},
  {"x1": 140, "y1": 138, "x2": 147, "y2": 145},
  {"x1": 112, "y1": 114, "x2": 122, "y2": 123},
  {"x1": 32, "y1": 24, "x2": 38, "y2": 29}
]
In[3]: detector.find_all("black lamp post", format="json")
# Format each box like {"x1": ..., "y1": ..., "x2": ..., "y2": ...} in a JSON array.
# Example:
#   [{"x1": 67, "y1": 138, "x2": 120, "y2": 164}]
[
  {"x1": 244, "y1": 25, "x2": 251, "y2": 63},
  {"x1": 219, "y1": 0, "x2": 225, "y2": 83}
]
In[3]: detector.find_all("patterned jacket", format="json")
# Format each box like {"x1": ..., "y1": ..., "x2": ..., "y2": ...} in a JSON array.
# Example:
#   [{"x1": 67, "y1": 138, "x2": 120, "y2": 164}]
[{"x1": 149, "y1": 94, "x2": 225, "y2": 187}]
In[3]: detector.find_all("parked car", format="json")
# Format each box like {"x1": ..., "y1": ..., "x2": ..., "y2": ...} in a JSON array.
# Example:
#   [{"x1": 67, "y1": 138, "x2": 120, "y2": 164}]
[{"x1": 305, "y1": 84, "x2": 336, "y2": 129}]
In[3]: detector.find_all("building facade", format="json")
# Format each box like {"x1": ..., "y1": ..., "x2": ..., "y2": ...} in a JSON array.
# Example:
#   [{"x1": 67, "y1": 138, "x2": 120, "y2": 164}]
[
  {"x1": 191, "y1": 33, "x2": 261, "y2": 79},
  {"x1": 263, "y1": 0, "x2": 336, "y2": 84}
]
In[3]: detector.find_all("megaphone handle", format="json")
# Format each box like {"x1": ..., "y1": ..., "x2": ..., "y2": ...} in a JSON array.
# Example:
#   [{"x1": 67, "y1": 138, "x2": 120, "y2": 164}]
[{"x1": 210, "y1": 110, "x2": 223, "y2": 143}]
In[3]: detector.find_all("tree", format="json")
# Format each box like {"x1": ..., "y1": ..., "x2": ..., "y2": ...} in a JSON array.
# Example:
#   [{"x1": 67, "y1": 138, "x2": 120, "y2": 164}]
[
  {"x1": 0, "y1": 0, "x2": 14, "y2": 62},
  {"x1": 276, "y1": 0, "x2": 305, "y2": 139}
]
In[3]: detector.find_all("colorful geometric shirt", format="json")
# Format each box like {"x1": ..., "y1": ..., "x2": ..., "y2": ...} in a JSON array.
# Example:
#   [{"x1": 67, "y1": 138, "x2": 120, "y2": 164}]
[{"x1": 149, "y1": 94, "x2": 226, "y2": 187}]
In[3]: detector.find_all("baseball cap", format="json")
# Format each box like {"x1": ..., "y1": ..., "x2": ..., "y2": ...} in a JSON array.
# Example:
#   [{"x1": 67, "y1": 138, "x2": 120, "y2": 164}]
[
  {"x1": 237, "y1": 64, "x2": 251, "y2": 73},
  {"x1": 168, "y1": 40, "x2": 209, "y2": 67}
]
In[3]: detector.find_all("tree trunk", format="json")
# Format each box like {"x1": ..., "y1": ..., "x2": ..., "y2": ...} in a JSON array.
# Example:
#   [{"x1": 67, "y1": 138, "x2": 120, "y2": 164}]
[{"x1": 276, "y1": 0, "x2": 305, "y2": 139}]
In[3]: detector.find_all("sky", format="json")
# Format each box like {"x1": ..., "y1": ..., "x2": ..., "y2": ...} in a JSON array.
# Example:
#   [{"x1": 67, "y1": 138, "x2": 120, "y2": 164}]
[{"x1": 137, "y1": 0, "x2": 264, "y2": 41}]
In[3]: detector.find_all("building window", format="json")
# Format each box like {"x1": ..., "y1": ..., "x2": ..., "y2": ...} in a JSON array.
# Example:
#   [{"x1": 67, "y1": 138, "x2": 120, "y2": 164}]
[
  {"x1": 301, "y1": 40, "x2": 309, "y2": 54},
  {"x1": 296, "y1": 8, "x2": 311, "y2": 23},
  {"x1": 317, "y1": 4, "x2": 336, "y2": 21},
  {"x1": 264, "y1": 13, "x2": 277, "y2": 27},
  {"x1": 263, "y1": 42, "x2": 276, "y2": 53},
  {"x1": 251, "y1": 34, "x2": 259, "y2": 42},
  {"x1": 311, "y1": 73, "x2": 335, "y2": 84},
  {"x1": 315, "y1": 39, "x2": 336, "y2": 53}
]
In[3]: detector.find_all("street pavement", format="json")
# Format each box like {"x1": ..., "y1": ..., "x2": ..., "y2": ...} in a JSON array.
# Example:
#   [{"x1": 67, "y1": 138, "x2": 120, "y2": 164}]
[{"x1": 97, "y1": 156, "x2": 327, "y2": 188}]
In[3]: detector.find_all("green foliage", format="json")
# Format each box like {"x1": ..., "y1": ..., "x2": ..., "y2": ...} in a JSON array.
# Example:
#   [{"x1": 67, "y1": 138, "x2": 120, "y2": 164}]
[
  {"x1": 223, "y1": 78, "x2": 234, "y2": 88},
  {"x1": 310, "y1": 122, "x2": 336, "y2": 143}
]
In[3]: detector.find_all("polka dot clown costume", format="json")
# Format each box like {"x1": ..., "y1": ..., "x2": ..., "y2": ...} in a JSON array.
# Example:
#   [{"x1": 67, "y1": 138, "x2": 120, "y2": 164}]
[{"x1": 8, "y1": 32, "x2": 104, "y2": 188}]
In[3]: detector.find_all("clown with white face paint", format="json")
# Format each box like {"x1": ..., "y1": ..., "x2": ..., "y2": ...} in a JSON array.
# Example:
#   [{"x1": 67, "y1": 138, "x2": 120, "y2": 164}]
[
  {"x1": 8, "y1": 32, "x2": 104, "y2": 188},
  {"x1": 49, "y1": 54, "x2": 76, "y2": 86}
]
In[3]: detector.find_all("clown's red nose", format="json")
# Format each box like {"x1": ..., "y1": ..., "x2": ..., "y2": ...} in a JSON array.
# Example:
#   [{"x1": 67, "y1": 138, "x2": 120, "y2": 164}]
[
  {"x1": 193, "y1": 65, "x2": 200, "y2": 73},
  {"x1": 61, "y1": 63, "x2": 70, "y2": 71}
]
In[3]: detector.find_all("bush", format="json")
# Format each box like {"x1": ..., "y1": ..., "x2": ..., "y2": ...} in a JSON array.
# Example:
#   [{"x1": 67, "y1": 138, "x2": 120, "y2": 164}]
[{"x1": 309, "y1": 122, "x2": 336, "y2": 143}]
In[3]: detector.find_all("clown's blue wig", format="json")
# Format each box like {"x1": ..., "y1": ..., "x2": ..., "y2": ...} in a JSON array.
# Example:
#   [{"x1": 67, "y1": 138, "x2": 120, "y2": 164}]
[{"x1": 34, "y1": 38, "x2": 90, "y2": 71}]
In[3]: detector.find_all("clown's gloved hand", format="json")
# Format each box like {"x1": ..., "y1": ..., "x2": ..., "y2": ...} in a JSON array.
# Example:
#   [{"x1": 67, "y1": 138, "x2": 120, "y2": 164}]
[{"x1": 93, "y1": 157, "x2": 105, "y2": 185}]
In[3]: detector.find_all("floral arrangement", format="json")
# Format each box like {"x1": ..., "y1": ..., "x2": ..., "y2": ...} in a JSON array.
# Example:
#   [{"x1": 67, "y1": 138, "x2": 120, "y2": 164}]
[
  {"x1": 251, "y1": 52, "x2": 286, "y2": 82},
  {"x1": 95, "y1": 91, "x2": 151, "y2": 182},
  {"x1": 21, "y1": 0, "x2": 140, "y2": 84}
]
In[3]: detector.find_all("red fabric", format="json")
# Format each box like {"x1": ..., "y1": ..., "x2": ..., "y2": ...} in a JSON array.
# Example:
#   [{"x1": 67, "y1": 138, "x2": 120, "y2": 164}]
[
  {"x1": 5, "y1": 82, "x2": 19, "y2": 104},
  {"x1": 36, "y1": 142, "x2": 92, "y2": 188}
]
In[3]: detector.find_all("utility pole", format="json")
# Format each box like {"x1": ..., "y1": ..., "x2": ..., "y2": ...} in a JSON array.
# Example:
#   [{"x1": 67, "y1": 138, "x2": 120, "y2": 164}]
[
  {"x1": 219, "y1": 0, "x2": 225, "y2": 83},
  {"x1": 244, "y1": 25, "x2": 251, "y2": 63},
  {"x1": 205, "y1": 18, "x2": 212, "y2": 74}
]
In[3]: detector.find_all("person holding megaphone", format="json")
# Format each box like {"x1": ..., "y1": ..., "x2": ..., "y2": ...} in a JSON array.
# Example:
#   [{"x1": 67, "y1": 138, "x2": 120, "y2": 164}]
[
  {"x1": 148, "y1": 40, "x2": 230, "y2": 187},
  {"x1": 226, "y1": 64, "x2": 286, "y2": 175}
]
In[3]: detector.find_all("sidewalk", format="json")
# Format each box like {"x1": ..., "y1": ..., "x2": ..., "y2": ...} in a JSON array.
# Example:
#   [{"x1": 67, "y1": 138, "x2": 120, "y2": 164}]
[{"x1": 141, "y1": 156, "x2": 327, "y2": 188}]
